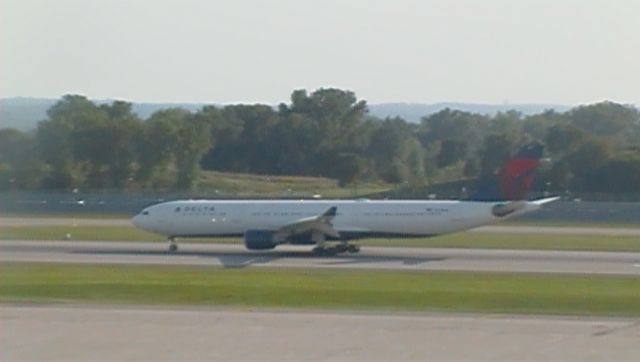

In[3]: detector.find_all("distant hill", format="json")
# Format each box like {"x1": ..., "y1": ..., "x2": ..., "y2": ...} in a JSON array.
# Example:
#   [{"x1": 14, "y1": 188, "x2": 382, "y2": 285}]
[
  {"x1": 1, "y1": 97, "x2": 572, "y2": 131},
  {"x1": 0, "y1": 97, "x2": 208, "y2": 131}
]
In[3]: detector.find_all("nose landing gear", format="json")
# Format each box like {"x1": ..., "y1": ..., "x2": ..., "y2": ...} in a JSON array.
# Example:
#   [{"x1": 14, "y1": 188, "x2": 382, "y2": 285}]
[{"x1": 168, "y1": 237, "x2": 178, "y2": 252}]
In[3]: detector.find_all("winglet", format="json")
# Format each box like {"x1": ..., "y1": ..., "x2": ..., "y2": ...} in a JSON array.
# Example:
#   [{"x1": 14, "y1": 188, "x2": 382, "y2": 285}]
[{"x1": 322, "y1": 206, "x2": 337, "y2": 219}]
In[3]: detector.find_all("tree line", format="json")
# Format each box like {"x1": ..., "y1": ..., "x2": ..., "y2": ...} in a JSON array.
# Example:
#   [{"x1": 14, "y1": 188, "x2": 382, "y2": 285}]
[{"x1": 1, "y1": 89, "x2": 639, "y2": 195}]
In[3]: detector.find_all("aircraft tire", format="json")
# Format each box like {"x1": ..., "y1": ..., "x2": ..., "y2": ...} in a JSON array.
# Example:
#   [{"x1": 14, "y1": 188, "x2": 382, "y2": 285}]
[{"x1": 312, "y1": 247, "x2": 338, "y2": 256}]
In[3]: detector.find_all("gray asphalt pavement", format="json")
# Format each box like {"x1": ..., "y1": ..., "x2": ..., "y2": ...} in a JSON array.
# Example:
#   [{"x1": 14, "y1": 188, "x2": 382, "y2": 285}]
[
  {"x1": 2, "y1": 305, "x2": 639, "y2": 361},
  {"x1": 2, "y1": 240, "x2": 640, "y2": 275}
]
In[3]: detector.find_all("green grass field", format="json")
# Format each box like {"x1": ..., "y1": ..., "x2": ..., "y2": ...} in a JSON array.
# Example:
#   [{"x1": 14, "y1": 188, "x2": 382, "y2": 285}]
[
  {"x1": 1, "y1": 224, "x2": 639, "y2": 252},
  {"x1": 503, "y1": 219, "x2": 640, "y2": 228},
  {"x1": 197, "y1": 170, "x2": 391, "y2": 197},
  {"x1": 1, "y1": 263, "x2": 638, "y2": 316}
]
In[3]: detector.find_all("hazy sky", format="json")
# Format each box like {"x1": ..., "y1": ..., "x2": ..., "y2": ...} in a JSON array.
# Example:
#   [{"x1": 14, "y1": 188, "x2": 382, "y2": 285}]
[{"x1": 2, "y1": 0, "x2": 639, "y2": 105}]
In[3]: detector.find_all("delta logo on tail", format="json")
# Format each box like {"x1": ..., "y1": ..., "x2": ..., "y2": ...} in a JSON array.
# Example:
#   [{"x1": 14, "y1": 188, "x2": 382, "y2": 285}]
[
  {"x1": 471, "y1": 143, "x2": 544, "y2": 202},
  {"x1": 499, "y1": 143, "x2": 543, "y2": 201}
]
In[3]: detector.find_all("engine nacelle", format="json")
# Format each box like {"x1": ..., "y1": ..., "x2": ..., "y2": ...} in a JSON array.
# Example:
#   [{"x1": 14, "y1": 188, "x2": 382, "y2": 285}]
[{"x1": 244, "y1": 229, "x2": 277, "y2": 250}]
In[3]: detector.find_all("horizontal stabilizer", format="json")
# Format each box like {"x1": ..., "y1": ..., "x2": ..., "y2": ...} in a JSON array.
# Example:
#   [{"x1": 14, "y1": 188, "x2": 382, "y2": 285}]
[
  {"x1": 492, "y1": 196, "x2": 559, "y2": 218},
  {"x1": 529, "y1": 196, "x2": 561, "y2": 206},
  {"x1": 491, "y1": 201, "x2": 526, "y2": 217}
]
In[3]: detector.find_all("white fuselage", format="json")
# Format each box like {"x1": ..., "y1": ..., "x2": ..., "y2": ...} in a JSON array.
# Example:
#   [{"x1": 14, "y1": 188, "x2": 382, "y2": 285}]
[{"x1": 132, "y1": 199, "x2": 540, "y2": 239}]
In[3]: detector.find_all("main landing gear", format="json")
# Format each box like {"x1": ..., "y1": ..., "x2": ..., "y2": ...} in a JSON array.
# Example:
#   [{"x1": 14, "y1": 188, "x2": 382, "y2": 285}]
[
  {"x1": 168, "y1": 237, "x2": 178, "y2": 252},
  {"x1": 312, "y1": 243, "x2": 360, "y2": 255},
  {"x1": 311, "y1": 232, "x2": 360, "y2": 255}
]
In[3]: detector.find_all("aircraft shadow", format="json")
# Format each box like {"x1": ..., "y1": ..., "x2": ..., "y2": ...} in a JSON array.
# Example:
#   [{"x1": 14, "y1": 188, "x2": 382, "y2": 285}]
[{"x1": 70, "y1": 248, "x2": 445, "y2": 269}]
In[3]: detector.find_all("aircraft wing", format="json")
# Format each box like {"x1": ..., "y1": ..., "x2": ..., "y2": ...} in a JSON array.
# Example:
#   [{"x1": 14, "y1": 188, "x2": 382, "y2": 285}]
[{"x1": 274, "y1": 206, "x2": 340, "y2": 241}]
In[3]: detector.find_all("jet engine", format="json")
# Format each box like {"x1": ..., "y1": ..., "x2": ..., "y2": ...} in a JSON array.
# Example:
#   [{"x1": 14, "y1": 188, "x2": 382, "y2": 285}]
[{"x1": 244, "y1": 230, "x2": 277, "y2": 250}]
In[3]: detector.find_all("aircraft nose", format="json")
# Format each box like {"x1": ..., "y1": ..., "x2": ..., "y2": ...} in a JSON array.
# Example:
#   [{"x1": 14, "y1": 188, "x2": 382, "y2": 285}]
[
  {"x1": 131, "y1": 214, "x2": 143, "y2": 228},
  {"x1": 132, "y1": 212, "x2": 151, "y2": 230}
]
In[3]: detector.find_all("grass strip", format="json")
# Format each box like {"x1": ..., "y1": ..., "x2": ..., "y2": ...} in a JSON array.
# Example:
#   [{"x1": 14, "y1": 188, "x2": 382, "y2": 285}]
[
  {"x1": 503, "y1": 220, "x2": 640, "y2": 228},
  {"x1": 2, "y1": 225, "x2": 639, "y2": 252},
  {"x1": 1, "y1": 262, "x2": 639, "y2": 316}
]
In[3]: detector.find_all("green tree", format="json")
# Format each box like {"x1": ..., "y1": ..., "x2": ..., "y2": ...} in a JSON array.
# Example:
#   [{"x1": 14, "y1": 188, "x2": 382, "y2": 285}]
[
  {"x1": 324, "y1": 152, "x2": 369, "y2": 186},
  {"x1": 269, "y1": 113, "x2": 319, "y2": 175},
  {"x1": 479, "y1": 133, "x2": 516, "y2": 176},
  {"x1": 418, "y1": 108, "x2": 489, "y2": 146},
  {"x1": 565, "y1": 138, "x2": 611, "y2": 191},
  {"x1": 545, "y1": 124, "x2": 587, "y2": 156},
  {"x1": 418, "y1": 109, "x2": 489, "y2": 177},
  {"x1": 287, "y1": 88, "x2": 367, "y2": 151},
  {"x1": 522, "y1": 109, "x2": 562, "y2": 141},
  {"x1": 463, "y1": 157, "x2": 480, "y2": 177},
  {"x1": 0, "y1": 128, "x2": 45, "y2": 189},
  {"x1": 199, "y1": 104, "x2": 279, "y2": 173},
  {"x1": 136, "y1": 111, "x2": 180, "y2": 187},
  {"x1": 72, "y1": 101, "x2": 141, "y2": 188},
  {"x1": 36, "y1": 95, "x2": 101, "y2": 188},
  {"x1": 171, "y1": 109, "x2": 212, "y2": 189},
  {"x1": 540, "y1": 160, "x2": 572, "y2": 191},
  {"x1": 489, "y1": 110, "x2": 522, "y2": 135},
  {"x1": 367, "y1": 117, "x2": 424, "y2": 183},
  {"x1": 587, "y1": 157, "x2": 640, "y2": 193},
  {"x1": 436, "y1": 140, "x2": 468, "y2": 168},
  {"x1": 139, "y1": 108, "x2": 211, "y2": 189},
  {"x1": 567, "y1": 101, "x2": 639, "y2": 140}
]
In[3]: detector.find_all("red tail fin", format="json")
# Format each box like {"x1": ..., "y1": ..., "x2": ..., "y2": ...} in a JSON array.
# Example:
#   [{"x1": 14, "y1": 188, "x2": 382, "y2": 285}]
[{"x1": 498, "y1": 143, "x2": 543, "y2": 200}]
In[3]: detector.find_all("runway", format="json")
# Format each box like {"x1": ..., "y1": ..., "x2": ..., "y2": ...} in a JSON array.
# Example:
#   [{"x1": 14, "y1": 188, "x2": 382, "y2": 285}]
[
  {"x1": 2, "y1": 240, "x2": 639, "y2": 275},
  {"x1": 2, "y1": 305, "x2": 639, "y2": 361},
  {"x1": 3, "y1": 232, "x2": 639, "y2": 361}
]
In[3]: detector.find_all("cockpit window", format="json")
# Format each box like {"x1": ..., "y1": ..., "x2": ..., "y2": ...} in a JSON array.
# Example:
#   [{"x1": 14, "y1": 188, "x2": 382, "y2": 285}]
[{"x1": 142, "y1": 210, "x2": 149, "y2": 215}]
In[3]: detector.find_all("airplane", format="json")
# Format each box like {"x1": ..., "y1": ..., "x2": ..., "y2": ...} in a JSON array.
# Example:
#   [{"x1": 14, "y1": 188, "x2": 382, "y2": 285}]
[{"x1": 132, "y1": 143, "x2": 558, "y2": 254}]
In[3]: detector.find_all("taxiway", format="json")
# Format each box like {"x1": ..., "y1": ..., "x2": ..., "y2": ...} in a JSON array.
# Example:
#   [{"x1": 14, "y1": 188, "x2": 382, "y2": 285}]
[{"x1": 2, "y1": 305, "x2": 639, "y2": 361}]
